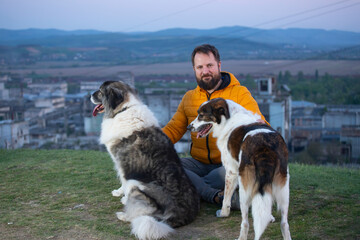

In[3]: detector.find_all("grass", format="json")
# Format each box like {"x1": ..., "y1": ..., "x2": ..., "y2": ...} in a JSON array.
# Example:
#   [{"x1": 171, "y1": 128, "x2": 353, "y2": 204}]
[{"x1": 1, "y1": 149, "x2": 359, "y2": 240}]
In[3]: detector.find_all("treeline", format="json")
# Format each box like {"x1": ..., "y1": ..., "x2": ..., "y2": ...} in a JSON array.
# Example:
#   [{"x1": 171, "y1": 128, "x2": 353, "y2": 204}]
[
  {"x1": 279, "y1": 70, "x2": 360, "y2": 104},
  {"x1": 242, "y1": 71, "x2": 360, "y2": 105}
]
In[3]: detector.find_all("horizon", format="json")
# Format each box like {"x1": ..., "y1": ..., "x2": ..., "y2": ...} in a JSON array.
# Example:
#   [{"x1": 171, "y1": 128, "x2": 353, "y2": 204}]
[{"x1": 2, "y1": 25, "x2": 360, "y2": 34}]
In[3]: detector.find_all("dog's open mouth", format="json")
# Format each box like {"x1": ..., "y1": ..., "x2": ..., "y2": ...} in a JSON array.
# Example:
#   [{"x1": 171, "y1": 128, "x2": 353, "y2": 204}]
[
  {"x1": 196, "y1": 123, "x2": 213, "y2": 138},
  {"x1": 92, "y1": 104, "x2": 105, "y2": 116}
]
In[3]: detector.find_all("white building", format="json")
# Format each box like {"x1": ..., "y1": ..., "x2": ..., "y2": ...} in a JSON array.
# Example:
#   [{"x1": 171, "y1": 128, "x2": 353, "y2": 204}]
[
  {"x1": 34, "y1": 96, "x2": 65, "y2": 110},
  {"x1": 27, "y1": 82, "x2": 68, "y2": 96},
  {"x1": 0, "y1": 120, "x2": 29, "y2": 149},
  {"x1": 254, "y1": 77, "x2": 292, "y2": 144}
]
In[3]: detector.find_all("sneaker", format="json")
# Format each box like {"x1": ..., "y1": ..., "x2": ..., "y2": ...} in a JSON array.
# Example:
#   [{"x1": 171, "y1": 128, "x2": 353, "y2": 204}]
[
  {"x1": 230, "y1": 189, "x2": 240, "y2": 210},
  {"x1": 215, "y1": 190, "x2": 240, "y2": 211}
]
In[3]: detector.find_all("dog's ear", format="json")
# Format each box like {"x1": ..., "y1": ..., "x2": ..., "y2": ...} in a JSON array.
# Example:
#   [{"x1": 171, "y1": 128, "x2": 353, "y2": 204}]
[
  {"x1": 213, "y1": 99, "x2": 230, "y2": 123},
  {"x1": 107, "y1": 87, "x2": 124, "y2": 109}
]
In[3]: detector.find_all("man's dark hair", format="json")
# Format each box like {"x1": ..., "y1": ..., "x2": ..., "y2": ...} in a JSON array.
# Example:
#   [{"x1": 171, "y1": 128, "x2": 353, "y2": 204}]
[{"x1": 191, "y1": 44, "x2": 221, "y2": 66}]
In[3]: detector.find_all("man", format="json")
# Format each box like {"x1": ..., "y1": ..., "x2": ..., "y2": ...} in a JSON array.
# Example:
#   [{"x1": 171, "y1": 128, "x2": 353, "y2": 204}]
[{"x1": 163, "y1": 44, "x2": 267, "y2": 207}]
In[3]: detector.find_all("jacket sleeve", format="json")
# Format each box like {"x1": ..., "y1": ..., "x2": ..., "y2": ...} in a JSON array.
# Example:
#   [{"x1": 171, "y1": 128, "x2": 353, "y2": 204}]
[
  {"x1": 162, "y1": 95, "x2": 189, "y2": 144},
  {"x1": 237, "y1": 86, "x2": 270, "y2": 125}
]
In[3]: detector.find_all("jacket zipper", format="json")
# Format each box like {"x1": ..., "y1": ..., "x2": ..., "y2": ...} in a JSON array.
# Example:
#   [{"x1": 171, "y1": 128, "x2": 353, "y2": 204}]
[{"x1": 206, "y1": 92, "x2": 213, "y2": 164}]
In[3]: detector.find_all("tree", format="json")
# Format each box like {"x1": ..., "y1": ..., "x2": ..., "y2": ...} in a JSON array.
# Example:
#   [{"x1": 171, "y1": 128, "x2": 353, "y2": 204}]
[
  {"x1": 297, "y1": 71, "x2": 304, "y2": 81},
  {"x1": 284, "y1": 70, "x2": 292, "y2": 82},
  {"x1": 278, "y1": 71, "x2": 283, "y2": 82}
]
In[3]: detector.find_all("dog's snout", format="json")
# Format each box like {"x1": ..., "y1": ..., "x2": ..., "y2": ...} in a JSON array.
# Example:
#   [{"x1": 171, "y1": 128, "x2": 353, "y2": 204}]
[{"x1": 187, "y1": 124, "x2": 194, "y2": 132}]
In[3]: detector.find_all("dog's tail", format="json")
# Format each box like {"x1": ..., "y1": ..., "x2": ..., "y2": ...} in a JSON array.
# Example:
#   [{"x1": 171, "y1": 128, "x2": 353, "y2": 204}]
[
  {"x1": 251, "y1": 192, "x2": 273, "y2": 240},
  {"x1": 131, "y1": 215, "x2": 174, "y2": 240}
]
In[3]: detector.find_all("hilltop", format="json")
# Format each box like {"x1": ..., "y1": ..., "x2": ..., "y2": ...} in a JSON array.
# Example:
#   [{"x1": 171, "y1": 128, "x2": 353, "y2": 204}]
[{"x1": 1, "y1": 149, "x2": 359, "y2": 239}]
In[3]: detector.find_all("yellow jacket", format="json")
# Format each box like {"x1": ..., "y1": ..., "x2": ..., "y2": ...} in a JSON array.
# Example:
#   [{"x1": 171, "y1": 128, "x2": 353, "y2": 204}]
[{"x1": 163, "y1": 72, "x2": 267, "y2": 164}]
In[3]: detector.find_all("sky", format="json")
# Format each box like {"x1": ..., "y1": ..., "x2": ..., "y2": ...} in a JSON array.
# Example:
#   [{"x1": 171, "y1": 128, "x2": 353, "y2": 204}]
[{"x1": 0, "y1": 0, "x2": 360, "y2": 33}]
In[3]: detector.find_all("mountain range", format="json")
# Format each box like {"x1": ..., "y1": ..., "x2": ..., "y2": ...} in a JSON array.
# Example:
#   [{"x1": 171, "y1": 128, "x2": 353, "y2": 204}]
[{"x1": 0, "y1": 26, "x2": 359, "y2": 64}]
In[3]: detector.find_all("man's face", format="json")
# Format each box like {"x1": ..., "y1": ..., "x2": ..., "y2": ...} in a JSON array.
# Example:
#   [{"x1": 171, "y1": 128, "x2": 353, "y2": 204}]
[{"x1": 193, "y1": 52, "x2": 221, "y2": 91}]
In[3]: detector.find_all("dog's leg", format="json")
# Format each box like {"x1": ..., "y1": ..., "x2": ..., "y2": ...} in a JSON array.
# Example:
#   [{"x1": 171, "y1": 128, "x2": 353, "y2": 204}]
[
  {"x1": 111, "y1": 160, "x2": 126, "y2": 197},
  {"x1": 112, "y1": 186, "x2": 124, "y2": 197},
  {"x1": 112, "y1": 172, "x2": 126, "y2": 197},
  {"x1": 274, "y1": 173, "x2": 292, "y2": 240},
  {"x1": 116, "y1": 180, "x2": 149, "y2": 222},
  {"x1": 116, "y1": 211, "x2": 130, "y2": 222},
  {"x1": 216, "y1": 170, "x2": 238, "y2": 218},
  {"x1": 238, "y1": 176, "x2": 250, "y2": 240}
]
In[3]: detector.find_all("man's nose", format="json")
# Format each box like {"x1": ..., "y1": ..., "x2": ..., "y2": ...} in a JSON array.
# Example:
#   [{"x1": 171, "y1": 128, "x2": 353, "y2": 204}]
[{"x1": 202, "y1": 67, "x2": 210, "y2": 74}]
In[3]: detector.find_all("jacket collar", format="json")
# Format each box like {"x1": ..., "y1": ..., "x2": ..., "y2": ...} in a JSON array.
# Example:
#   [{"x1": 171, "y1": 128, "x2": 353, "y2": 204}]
[{"x1": 196, "y1": 71, "x2": 240, "y2": 93}]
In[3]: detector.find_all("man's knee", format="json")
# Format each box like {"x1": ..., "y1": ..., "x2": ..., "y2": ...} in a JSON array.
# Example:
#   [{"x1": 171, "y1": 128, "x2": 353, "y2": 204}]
[
  {"x1": 180, "y1": 157, "x2": 196, "y2": 170},
  {"x1": 204, "y1": 166, "x2": 226, "y2": 189}
]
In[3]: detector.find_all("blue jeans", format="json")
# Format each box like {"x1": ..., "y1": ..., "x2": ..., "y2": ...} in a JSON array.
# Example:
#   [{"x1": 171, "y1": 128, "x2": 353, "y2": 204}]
[{"x1": 181, "y1": 157, "x2": 225, "y2": 203}]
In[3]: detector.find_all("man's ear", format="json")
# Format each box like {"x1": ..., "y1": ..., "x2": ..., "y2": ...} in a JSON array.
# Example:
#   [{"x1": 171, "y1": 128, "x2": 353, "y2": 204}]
[{"x1": 108, "y1": 87, "x2": 124, "y2": 110}]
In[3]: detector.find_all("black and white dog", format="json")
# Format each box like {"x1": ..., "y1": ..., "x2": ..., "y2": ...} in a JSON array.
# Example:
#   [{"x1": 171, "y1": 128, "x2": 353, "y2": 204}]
[
  {"x1": 188, "y1": 98, "x2": 291, "y2": 240},
  {"x1": 91, "y1": 81, "x2": 200, "y2": 240}
]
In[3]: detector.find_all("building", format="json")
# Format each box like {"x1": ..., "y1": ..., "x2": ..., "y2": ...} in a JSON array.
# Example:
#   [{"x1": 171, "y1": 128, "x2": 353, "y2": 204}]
[
  {"x1": 291, "y1": 104, "x2": 324, "y2": 151},
  {"x1": 80, "y1": 81, "x2": 104, "y2": 94},
  {"x1": 27, "y1": 82, "x2": 68, "y2": 96},
  {"x1": 340, "y1": 125, "x2": 360, "y2": 161},
  {"x1": 141, "y1": 92, "x2": 191, "y2": 153},
  {"x1": 254, "y1": 77, "x2": 292, "y2": 144},
  {"x1": 33, "y1": 96, "x2": 65, "y2": 110},
  {"x1": 291, "y1": 102, "x2": 360, "y2": 162},
  {"x1": 0, "y1": 120, "x2": 29, "y2": 149},
  {"x1": 80, "y1": 71, "x2": 135, "y2": 94},
  {"x1": 0, "y1": 81, "x2": 9, "y2": 100}
]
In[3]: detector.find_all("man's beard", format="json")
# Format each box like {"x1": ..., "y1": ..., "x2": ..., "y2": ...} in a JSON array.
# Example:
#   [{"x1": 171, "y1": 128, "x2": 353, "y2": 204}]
[{"x1": 196, "y1": 72, "x2": 222, "y2": 91}]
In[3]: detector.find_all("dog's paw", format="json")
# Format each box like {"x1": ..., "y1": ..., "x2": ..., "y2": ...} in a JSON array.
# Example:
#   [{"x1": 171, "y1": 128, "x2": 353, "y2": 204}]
[
  {"x1": 270, "y1": 215, "x2": 275, "y2": 223},
  {"x1": 116, "y1": 212, "x2": 128, "y2": 222},
  {"x1": 216, "y1": 209, "x2": 230, "y2": 218},
  {"x1": 112, "y1": 188, "x2": 124, "y2": 197},
  {"x1": 121, "y1": 196, "x2": 128, "y2": 205}
]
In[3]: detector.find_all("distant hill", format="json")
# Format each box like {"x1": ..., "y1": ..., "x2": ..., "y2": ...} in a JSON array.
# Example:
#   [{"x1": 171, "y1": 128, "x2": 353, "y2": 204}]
[
  {"x1": 148, "y1": 26, "x2": 360, "y2": 48},
  {"x1": 0, "y1": 28, "x2": 107, "y2": 43},
  {"x1": 0, "y1": 26, "x2": 359, "y2": 64}
]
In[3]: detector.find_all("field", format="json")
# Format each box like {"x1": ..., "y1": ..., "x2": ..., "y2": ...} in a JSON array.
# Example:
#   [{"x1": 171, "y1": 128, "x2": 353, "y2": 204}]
[
  {"x1": 1, "y1": 149, "x2": 360, "y2": 240},
  {"x1": 2, "y1": 60, "x2": 360, "y2": 77}
]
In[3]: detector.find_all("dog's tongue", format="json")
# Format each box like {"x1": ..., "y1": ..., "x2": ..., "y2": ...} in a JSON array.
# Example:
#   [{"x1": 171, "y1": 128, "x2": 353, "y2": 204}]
[
  {"x1": 92, "y1": 104, "x2": 104, "y2": 117},
  {"x1": 196, "y1": 124, "x2": 212, "y2": 138}
]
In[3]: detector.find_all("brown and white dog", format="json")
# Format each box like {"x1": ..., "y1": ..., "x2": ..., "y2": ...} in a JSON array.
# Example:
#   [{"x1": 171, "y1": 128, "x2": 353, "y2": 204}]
[{"x1": 188, "y1": 98, "x2": 291, "y2": 240}]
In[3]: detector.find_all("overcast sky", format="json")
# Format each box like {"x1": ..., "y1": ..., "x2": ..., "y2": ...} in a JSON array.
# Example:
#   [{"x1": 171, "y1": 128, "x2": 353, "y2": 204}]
[{"x1": 1, "y1": 0, "x2": 360, "y2": 33}]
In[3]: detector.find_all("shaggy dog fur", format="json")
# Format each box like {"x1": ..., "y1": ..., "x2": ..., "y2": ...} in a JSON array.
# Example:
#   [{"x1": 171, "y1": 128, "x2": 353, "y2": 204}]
[
  {"x1": 188, "y1": 98, "x2": 291, "y2": 240},
  {"x1": 91, "y1": 81, "x2": 200, "y2": 240}
]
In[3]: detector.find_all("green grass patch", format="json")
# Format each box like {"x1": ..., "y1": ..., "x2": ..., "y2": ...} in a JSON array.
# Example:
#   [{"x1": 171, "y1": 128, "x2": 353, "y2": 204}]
[{"x1": 1, "y1": 149, "x2": 359, "y2": 239}]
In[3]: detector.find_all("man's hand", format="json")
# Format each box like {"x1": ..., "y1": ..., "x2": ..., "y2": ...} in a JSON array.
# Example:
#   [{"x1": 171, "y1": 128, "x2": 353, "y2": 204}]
[{"x1": 257, "y1": 119, "x2": 266, "y2": 124}]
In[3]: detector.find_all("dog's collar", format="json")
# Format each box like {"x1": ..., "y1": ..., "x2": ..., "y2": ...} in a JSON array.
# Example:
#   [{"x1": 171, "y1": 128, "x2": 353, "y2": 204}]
[{"x1": 115, "y1": 106, "x2": 130, "y2": 116}]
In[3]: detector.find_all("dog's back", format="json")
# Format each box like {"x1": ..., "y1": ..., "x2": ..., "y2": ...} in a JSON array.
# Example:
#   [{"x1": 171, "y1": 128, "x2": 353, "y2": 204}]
[
  {"x1": 227, "y1": 123, "x2": 288, "y2": 195},
  {"x1": 228, "y1": 123, "x2": 291, "y2": 240},
  {"x1": 112, "y1": 127, "x2": 199, "y2": 227}
]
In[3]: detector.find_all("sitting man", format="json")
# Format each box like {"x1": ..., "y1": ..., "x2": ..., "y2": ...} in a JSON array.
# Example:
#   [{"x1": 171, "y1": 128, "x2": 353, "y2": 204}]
[{"x1": 163, "y1": 44, "x2": 267, "y2": 208}]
